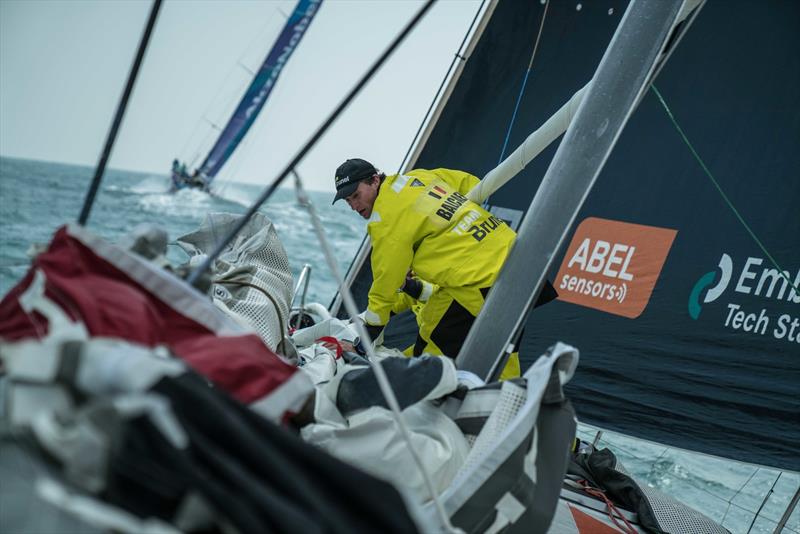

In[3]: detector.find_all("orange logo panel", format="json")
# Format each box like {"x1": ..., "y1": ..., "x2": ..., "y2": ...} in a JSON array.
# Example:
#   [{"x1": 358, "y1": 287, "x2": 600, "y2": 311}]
[{"x1": 555, "y1": 217, "x2": 677, "y2": 319}]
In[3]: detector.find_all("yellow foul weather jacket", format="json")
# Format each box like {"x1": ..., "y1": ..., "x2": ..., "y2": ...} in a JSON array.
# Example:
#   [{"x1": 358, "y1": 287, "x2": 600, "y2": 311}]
[{"x1": 363, "y1": 168, "x2": 516, "y2": 327}]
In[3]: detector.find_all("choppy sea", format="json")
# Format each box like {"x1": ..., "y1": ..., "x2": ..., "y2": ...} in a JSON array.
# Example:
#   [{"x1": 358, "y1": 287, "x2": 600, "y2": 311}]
[{"x1": 1, "y1": 157, "x2": 797, "y2": 533}]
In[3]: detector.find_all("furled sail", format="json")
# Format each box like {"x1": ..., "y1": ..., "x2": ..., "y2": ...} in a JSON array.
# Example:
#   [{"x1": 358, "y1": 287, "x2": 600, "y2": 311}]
[
  {"x1": 195, "y1": 0, "x2": 322, "y2": 185},
  {"x1": 339, "y1": 0, "x2": 799, "y2": 470}
]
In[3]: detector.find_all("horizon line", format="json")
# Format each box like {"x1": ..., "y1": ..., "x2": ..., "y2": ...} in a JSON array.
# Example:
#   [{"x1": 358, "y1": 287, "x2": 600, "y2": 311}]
[{"x1": 0, "y1": 153, "x2": 333, "y2": 193}]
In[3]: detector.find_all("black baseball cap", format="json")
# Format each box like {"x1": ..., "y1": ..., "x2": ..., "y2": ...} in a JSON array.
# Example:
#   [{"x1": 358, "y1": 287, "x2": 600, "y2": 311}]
[{"x1": 332, "y1": 158, "x2": 378, "y2": 204}]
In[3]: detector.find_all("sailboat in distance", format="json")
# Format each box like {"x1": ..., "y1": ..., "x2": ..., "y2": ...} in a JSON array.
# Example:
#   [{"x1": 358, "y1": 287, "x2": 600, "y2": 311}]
[{"x1": 170, "y1": 0, "x2": 322, "y2": 192}]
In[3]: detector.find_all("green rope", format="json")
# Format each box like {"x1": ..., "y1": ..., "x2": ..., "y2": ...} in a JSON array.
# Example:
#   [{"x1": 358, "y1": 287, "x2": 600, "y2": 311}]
[{"x1": 651, "y1": 84, "x2": 798, "y2": 294}]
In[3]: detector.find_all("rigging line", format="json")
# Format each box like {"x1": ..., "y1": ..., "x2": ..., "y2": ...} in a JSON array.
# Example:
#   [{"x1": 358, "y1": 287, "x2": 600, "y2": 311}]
[
  {"x1": 187, "y1": 0, "x2": 438, "y2": 287},
  {"x1": 775, "y1": 485, "x2": 800, "y2": 534},
  {"x1": 218, "y1": 131, "x2": 252, "y2": 187},
  {"x1": 651, "y1": 85, "x2": 798, "y2": 293},
  {"x1": 749, "y1": 473, "x2": 782, "y2": 534},
  {"x1": 181, "y1": 6, "x2": 283, "y2": 158},
  {"x1": 78, "y1": 0, "x2": 162, "y2": 226},
  {"x1": 496, "y1": 0, "x2": 549, "y2": 165},
  {"x1": 591, "y1": 434, "x2": 795, "y2": 530},
  {"x1": 188, "y1": 127, "x2": 219, "y2": 169},
  {"x1": 291, "y1": 169, "x2": 457, "y2": 533},
  {"x1": 396, "y1": 0, "x2": 487, "y2": 175},
  {"x1": 723, "y1": 467, "x2": 761, "y2": 524}
]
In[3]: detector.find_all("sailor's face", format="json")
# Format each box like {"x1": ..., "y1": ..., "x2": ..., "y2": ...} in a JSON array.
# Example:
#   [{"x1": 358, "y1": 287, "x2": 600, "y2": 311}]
[{"x1": 345, "y1": 177, "x2": 379, "y2": 219}]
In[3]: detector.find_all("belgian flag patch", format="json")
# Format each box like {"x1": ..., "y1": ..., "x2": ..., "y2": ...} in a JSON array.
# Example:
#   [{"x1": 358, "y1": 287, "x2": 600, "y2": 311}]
[{"x1": 428, "y1": 185, "x2": 448, "y2": 199}]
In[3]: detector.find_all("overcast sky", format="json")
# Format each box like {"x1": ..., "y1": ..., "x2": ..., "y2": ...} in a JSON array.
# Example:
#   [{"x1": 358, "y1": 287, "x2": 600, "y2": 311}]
[{"x1": 0, "y1": 0, "x2": 483, "y2": 191}]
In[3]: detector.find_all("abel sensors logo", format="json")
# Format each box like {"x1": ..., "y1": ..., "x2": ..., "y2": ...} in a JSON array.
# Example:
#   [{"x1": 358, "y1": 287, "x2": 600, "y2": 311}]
[
  {"x1": 689, "y1": 253, "x2": 800, "y2": 344},
  {"x1": 554, "y1": 217, "x2": 677, "y2": 319}
]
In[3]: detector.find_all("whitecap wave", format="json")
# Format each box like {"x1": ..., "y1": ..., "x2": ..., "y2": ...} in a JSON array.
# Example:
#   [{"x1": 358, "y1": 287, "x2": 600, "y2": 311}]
[
  {"x1": 211, "y1": 182, "x2": 258, "y2": 207},
  {"x1": 137, "y1": 188, "x2": 216, "y2": 217},
  {"x1": 106, "y1": 175, "x2": 171, "y2": 194}
]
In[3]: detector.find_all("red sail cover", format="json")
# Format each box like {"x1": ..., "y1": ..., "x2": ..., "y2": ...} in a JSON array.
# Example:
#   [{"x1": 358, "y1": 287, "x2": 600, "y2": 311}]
[{"x1": 0, "y1": 224, "x2": 311, "y2": 420}]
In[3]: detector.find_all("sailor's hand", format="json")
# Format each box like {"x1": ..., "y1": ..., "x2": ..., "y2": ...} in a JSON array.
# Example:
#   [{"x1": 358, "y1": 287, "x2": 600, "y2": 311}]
[
  {"x1": 399, "y1": 274, "x2": 423, "y2": 299},
  {"x1": 352, "y1": 311, "x2": 368, "y2": 326},
  {"x1": 399, "y1": 273, "x2": 434, "y2": 302},
  {"x1": 338, "y1": 340, "x2": 356, "y2": 353}
]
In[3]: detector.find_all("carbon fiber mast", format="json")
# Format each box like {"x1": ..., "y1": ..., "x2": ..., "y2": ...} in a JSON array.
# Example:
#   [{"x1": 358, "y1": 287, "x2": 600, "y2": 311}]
[{"x1": 455, "y1": 0, "x2": 700, "y2": 380}]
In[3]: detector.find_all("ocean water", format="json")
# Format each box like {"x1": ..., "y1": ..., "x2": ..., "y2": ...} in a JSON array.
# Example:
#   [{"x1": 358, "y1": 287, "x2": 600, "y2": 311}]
[
  {"x1": 0, "y1": 156, "x2": 364, "y2": 305},
  {"x1": 1, "y1": 157, "x2": 797, "y2": 533}
]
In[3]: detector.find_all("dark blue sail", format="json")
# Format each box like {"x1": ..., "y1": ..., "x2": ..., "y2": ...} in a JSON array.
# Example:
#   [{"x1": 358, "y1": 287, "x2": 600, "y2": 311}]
[{"x1": 341, "y1": 0, "x2": 800, "y2": 470}]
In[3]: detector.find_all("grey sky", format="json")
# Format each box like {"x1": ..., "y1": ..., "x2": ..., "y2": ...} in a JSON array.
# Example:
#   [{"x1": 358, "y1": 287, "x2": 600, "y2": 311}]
[{"x1": 0, "y1": 0, "x2": 483, "y2": 192}]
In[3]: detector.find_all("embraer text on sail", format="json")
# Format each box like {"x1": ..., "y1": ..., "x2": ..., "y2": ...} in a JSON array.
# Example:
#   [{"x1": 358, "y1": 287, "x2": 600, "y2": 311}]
[
  {"x1": 555, "y1": 217, "x2": 677, "y2": 319},
  {"x1": 734, "y1": 257, "x2": 800, "y2": 303},
  {"x1": 696, "y1": 253, "x2": 800, "y2": 344}
]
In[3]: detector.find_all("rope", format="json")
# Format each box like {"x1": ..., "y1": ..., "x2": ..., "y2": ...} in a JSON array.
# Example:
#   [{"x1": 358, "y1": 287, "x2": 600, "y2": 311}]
[
  {"x1": 496, "y1": 0, "x2": 549, "y2": 164},
  {"x1": 181, "y1": 6, "x2": 283, "y2": 162},
  {"x1": 651, "y1": 85, "x2": 798, "y2": 294},
  {"x1": 747, "y1": 472, "x2": 781, "y2": 534},
  {"x1": 78, "y1": 0, "x2": 162, "y2": 226},
  {"x1": 722, "y1": 468, "x2": 759, "y2": 524},
  {"x1": 579, "y1": 480, "x2": 638, "y2": 534},
  {"x1": 396, "y1": 0, "x2": 487, "y2": 174},
  {"x1": 570, "y1": 88, "x2": 799, "y2": 532},
  {"x1": 578, "y1": 426, "x2": 799, "y2": 533}
]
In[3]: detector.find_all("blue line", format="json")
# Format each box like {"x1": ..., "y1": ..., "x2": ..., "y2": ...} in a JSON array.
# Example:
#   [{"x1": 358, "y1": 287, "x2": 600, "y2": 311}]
[{"x1": 498, "y1": 68, "x2": 532, "y2": 164}]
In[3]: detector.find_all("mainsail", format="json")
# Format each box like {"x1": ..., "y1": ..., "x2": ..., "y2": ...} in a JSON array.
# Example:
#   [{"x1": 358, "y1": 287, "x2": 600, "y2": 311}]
[
  {"x1": 339, "y1": 0, "x2": 799, "y2": 471},
  {"x1": 174, "y1": 0, "x2": 322, "y2": 189}
]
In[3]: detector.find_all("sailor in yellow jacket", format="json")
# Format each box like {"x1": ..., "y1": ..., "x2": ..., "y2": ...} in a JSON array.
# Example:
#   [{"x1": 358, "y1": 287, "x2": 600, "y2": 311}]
[{"x1": 333, "y1": 159, "x2": 555, "y2": 379}]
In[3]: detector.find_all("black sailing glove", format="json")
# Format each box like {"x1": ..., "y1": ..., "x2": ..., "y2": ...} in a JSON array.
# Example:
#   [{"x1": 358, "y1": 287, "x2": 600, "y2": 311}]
[
  {"x1": 355, "y1": 322, "x2": 385, "y2": 355},
  {"x1": 400, "y1": 276, "x2": 423, "y2": 300}
]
